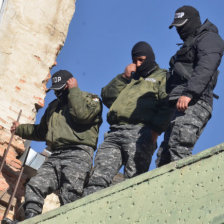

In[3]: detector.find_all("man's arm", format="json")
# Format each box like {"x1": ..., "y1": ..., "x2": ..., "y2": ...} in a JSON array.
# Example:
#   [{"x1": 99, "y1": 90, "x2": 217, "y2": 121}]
[
  {"x1": 179, "y1": 32, "x2": 224, "y2": 111},
  {"x1": 67, "y1": 78, "x2": 102, "y2": 124},
  {"x1": 12, "y1": 109, "x2": 49, "y2": 141},
  {"x1": 150, "y1": 74, "x2": 174, "y2": 134},
  {"x1": 176, "y1": 95, "x2": 192, "y2": 112},
  {"x1": 101, "y1": 64, "x2": 136, "y2": 108}
]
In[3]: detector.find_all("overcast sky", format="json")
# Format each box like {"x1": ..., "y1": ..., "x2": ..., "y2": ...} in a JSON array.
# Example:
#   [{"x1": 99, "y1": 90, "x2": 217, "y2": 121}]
[{"x1": 31, "y1": 0, "x2": 224, "y2": 170}]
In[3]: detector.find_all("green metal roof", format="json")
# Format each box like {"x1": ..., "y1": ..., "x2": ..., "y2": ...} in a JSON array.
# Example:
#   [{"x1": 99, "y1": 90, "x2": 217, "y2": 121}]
[{"x1": 21, "y1": 143, "x2": 224, "y2": 224}]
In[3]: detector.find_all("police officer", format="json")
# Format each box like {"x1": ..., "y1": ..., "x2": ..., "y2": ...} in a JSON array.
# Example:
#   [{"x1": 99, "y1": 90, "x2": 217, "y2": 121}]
[
  {"x1": 156, "y1": 6, "x2": 224, "y2": 167},
  {"x1": 83, "y1": 41, "x2": 173, "y2": 195},
  {"x1": 10, "y1": 70, "x2": 102, "y2": 219}
]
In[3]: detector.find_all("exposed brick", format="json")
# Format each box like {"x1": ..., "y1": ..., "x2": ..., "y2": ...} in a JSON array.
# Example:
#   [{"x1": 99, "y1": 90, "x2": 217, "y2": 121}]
[
  {"x1": 19, "y1": 79, "x2": 26, "y2": 84},
  {"x1": 0, "y1": 118, "x2": 7, "y2": 125},
  {"x1": 15, "y1": 86, "x2": 21, "y2": 92},
  {"x1": 33, "y1": 96, "x2": 45, "y2": 108}
]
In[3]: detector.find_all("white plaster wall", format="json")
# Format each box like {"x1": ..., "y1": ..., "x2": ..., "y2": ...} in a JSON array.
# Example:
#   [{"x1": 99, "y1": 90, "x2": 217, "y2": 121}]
[
  {"x1": 0, "y1": 1, "x2": 75, "y2": 219},
  {"x1": 0, "y1": 0, "x2": 75, "y2": 130}
]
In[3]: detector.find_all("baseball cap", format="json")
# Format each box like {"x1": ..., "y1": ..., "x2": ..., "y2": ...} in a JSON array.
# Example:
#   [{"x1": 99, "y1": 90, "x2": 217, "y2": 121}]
[
  {"x1": 169, "y1": 6, "x2": 200, "y2": 29},
  {"x1": 48, "y1": 70, "x2": 73, "y2": 91}
]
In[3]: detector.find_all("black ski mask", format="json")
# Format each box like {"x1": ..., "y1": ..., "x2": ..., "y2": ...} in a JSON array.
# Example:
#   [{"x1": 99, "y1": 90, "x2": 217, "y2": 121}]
[
  {"x1": 48, "y1": 70, "x2": 73, "y2": 104},
  {"x1": 176, "y1": 16, "x2": 201, "y2": 41},
  {"x1": 169, "y1": 6, "x2": 201, "y2": 41},
  {"x1": 55, "y1": 88, "x2": 69, "y2": 104},
  {"x1": 131, "y1": 41, "x2": 157, "y2": 78}
]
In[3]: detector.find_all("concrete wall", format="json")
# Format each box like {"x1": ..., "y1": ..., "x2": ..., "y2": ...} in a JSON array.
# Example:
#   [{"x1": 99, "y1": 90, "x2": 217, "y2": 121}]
[
  {"x1": 22, "y1": 143, "x2": 224, "y2": 224},
  {"x1": 0, "y1": 0, "x2": 75, "y2": 220}
]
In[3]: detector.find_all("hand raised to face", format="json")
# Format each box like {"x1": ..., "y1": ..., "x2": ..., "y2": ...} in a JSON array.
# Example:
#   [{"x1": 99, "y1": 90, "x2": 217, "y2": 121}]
[
  {"x1": 66, "y1": 77, "x2": 78, "y2": 89},
  {"x1": 123, "y1": 63, "x2": 137, "y2": 79}
]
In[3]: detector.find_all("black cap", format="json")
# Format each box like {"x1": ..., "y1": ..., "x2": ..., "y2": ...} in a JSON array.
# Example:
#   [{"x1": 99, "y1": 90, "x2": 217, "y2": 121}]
[
  {"x1": 48, "y1": 70, "x2": 73, "y2": 91},
  {"x1": 169, "y1": 6, "x2": 200, "y2": 29}
]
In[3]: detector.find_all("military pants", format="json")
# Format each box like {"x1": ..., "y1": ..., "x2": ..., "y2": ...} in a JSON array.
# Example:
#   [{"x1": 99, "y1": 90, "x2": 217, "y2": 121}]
[
  {"x1": 156, "y1": 100, "x2": 212, "y2": 167},
  {"x1": 24, "y1": 145, "x2": 93, "y2": 214},
  {"x1": 84, "y1": 124, "x2": 156, "y2": 196}
]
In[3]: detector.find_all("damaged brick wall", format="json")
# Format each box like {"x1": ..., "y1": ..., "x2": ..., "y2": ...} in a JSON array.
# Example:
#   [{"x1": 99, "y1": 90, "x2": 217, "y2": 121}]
[{"x1": 0, "y1": 0, "x2": 75, "y2": 220}]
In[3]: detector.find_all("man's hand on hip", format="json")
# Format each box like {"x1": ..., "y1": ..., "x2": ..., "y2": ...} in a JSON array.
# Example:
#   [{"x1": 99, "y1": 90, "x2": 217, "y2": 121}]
[{"x1": 176, "y1": 96, "x2": 192, "y2": 112}]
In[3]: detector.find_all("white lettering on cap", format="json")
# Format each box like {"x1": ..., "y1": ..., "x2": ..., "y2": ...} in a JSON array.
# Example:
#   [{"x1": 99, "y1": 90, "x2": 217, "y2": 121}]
[
  {"x1": 175, "y1": 12, "x2": 185, "y2": 19},
  {"x1": 52, "y1": 76, "x2": 62, "y2": 83}
]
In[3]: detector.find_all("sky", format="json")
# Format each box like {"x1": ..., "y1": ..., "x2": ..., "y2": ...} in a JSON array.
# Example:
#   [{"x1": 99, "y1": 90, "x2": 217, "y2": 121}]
[{"x1": 31, "y1": 0, "x2": 224, "y2": 171}]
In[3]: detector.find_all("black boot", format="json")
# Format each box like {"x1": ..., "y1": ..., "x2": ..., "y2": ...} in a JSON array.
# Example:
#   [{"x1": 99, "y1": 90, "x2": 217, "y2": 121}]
[
  {"x1": 1, "y1": 218, "x2": 18, "y2": 224},
  {"x1": 1, "y1": 211, "x2": 38, "y2": 223},
  {"x1": 24, "y1": 210, "x2": 38, "y2": 219}
]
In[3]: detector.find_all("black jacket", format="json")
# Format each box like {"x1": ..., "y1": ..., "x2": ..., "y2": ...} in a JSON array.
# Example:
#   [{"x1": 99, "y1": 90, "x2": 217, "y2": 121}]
[{"x1": 168, "y1": 19, "x2": 224, "y2": 107}]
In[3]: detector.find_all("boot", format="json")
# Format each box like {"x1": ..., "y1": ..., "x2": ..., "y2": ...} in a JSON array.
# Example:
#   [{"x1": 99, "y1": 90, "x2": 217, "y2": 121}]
[
  {"x1": 1, "y1": 211, "x2": 38, "y2": 224},
  {"x1": 24, "y1": 210, "x2": 38, "y2": 219},
  {"x1": 1, "y1": 218, "x2": 18, "y2": 224}
]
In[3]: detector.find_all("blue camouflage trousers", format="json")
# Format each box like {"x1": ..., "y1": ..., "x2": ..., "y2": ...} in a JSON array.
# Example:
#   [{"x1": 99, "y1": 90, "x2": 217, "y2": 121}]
[
  {"x1": 83, "y1": 124, "x2": 157, "y2": 196},
  {"x1": 156, "y1": 100, "x2": 212, "y2": 167},
  {"x1": 24, "y1": 145, "x2": 93, "y2": 214}
]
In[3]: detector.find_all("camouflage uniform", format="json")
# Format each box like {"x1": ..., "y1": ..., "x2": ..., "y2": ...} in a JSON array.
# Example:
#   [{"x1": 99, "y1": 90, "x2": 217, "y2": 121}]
[
  {"x1": 15, "y1": 86, "x2": 102, "y2": 215},
  {"x1": 156, "y1": 18, "x2": 224, "y2": 167},
  {"x1": 84, "y1": 124, "x2": 156, "y2": 195},
  {"x1": 156, "y1": 100, "x2": 211, "y2": 167},
  {"x1": 84, "y1": 67, "x2": 172, "y2": 196},
  {"x1": 25, "y1": 146, "x2": 93, "y2": 214}
]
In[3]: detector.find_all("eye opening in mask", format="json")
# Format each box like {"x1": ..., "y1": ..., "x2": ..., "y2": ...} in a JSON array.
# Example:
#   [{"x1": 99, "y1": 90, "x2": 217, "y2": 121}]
[
  {"x1": 54, "y1": 85, "x2": 67, "y2": 98},
  {"x1": 132, "y1": 56, "x2": 147, "y2": 65}
]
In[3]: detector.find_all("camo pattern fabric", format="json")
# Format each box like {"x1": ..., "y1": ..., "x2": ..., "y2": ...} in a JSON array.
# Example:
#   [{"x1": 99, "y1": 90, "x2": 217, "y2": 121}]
[
  {"x1": 156, "y1": 100, "x2": 212, "y2": 167},
  {"x1": 83, "y1": 124, "x2": 157, "y2": 196},
  {"x1": 24, "y1": 145, "x2": 93, "y2": 214}
]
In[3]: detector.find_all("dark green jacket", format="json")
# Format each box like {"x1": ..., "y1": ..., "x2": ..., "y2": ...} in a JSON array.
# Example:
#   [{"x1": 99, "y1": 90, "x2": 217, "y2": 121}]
[
  {"x1": 15, "y1": 87, "x2": 102, "y2": 150},
  {"x1": 101, "y1": 67, "x2": 172, "y2": 134}
]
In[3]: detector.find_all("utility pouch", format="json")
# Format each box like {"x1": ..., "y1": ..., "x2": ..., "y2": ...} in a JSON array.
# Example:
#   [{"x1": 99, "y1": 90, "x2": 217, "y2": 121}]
[{"x1": 173, "y1": 62, "x2": 194, "y2": 81}]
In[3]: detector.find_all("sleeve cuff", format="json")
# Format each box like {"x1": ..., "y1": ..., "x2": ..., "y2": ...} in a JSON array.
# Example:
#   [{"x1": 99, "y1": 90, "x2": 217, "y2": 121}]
[
  {"x1": 68, "y1": 86, "x2": 81, "y2": 96},
  {"x1": 117, "y1": 74, "x2": 131, "y2": 84},
  {"x1": 181, "y1": 91, "x2": 193, "y2": 99}
]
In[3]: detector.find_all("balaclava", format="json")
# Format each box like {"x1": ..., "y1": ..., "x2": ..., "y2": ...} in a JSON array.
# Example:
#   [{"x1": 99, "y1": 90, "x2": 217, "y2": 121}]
[
  {"x1": 169, "y1": 6, "x2": 201, "y2": 41},
  {"x1": 131, "y1": 41, "x2": 157, "y2": 77},
  {"x1": 48, "y1": 70, "x2": 73, "y2": 104},
  {"x1": 55, "y1": 88, "x2": 69, "y2": 105}
]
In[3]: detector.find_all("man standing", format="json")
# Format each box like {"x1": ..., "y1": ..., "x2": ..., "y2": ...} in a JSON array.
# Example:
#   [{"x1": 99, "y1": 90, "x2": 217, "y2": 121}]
[
  {"x1": 10, "y1": 70, "x2": 102, "y2": 219},
  {"x1": 156, "y1": 6, "x2": 224, "y2": 167},
  {"x1": 83, "y1": 41, "x2": 173, "y2": 195}
]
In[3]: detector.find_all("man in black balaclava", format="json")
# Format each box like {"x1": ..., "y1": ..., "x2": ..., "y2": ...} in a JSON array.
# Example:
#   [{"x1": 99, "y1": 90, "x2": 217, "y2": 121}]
[
  {"x1": 131, "y1": 41, "x2": 157, "y2": 78},
  {"x1": 169, "y1": 6, "x2": 202, "y2": 41},
  {"x1": 50, "y1": 70, "x2": 72, "y2": 104},
  {"x1": 83, "y1": 41, "x2": 173, "y2": 196},
  {"x1": 156, "y1": 6, "x2": 224, "y2": 167},
  {"x1": 7, "y1": 70, "x2": 102, "y2": 223}
]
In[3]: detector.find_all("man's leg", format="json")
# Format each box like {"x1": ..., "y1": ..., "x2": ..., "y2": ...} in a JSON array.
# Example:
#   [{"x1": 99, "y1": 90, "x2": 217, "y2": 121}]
[
  {"x1": 83, "y1": 130, "x2": 122, "y2": 196},
  {"x1": 156, "y1": 100, "x2": 211, "y2": 167},
  {"x1": 121, "y1": 125, "x2": 156, "y2": 178},
  {"x1": 24, "y1": 158, "x2": 59, "y2": 216},
  {"x1": 59, "y1": 147, "x2": 93, "y2": 205},
  {"x1": 155, "y1": 125, "x2": 173, "y2": 167}
]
